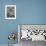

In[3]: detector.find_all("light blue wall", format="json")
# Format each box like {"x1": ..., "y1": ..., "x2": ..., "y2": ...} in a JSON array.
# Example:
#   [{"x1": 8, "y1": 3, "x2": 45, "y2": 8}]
[
  {"x1": 0, "y1": 0, "x2": 46, "y2": 44},
  {"x1": 17, "y1": 0, "x2": 46, "y2": 24},
  {"x1": 0, "y1": 0, "x2": 17, "y2": 44}
]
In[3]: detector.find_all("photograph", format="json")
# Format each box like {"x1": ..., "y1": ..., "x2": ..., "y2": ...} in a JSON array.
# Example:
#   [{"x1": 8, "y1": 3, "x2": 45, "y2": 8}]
[{"x1": 5, "y1": 5, "x2": 16, "y2": 19}]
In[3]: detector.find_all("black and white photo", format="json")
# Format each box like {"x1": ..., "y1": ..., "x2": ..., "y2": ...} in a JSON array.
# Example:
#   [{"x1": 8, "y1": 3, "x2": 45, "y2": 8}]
[{"x1": 5, "y1": 5, "x2": 16, "y2": 19}]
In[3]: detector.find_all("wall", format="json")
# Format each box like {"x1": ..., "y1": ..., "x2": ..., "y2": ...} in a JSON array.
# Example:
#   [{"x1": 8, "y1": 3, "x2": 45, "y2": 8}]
[
  {"x1": 17, "y1": 0, "x2": 46, "y2": 24},
  {"x1": 0, "y1": 0, "x2": 46, "y2": 45},
  {"x1": 0, "y1": 0, "x2": 17, "y2": 44}
]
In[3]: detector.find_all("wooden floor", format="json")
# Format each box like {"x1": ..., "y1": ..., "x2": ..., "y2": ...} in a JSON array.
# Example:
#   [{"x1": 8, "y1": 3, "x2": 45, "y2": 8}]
[{"x1": 19, "y1": 39, "x2": 46, "y2": 46}]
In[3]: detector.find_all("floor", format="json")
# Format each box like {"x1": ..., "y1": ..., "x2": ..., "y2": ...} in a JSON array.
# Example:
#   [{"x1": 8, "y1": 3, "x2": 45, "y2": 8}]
[
  {"x1": 19, "y1": 39, "x2": 46, "y2": 46},
  {"x1": 0, "y1": 44, "x2": 18, "y2": 46},
  {"x1": 0, "y1": 40, "x2": 46, "y2": 46}
]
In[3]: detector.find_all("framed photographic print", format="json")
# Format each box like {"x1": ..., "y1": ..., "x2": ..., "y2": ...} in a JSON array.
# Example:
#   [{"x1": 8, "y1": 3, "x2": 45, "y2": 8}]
[{"x1": 5, "y1": 5, "x2": 16, "y2": 19}]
